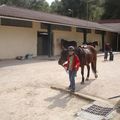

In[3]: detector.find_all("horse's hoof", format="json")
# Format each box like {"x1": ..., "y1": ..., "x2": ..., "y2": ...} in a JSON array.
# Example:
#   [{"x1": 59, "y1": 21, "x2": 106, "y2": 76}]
[
  {"x1": 95, "y1": 74, "x2": 98, "y2": 79},
  {"x1": 86, "y1": 78, "x2": 89, "y2": 81},
  {"x1": 81, "y1": 82, "x2": 84, "y2": 84}
]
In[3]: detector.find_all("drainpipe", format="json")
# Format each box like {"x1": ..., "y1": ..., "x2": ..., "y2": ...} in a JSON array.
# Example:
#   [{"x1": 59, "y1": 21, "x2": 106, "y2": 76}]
[
  {"x1": 101, "y1": 32, "x2": 105, "y2": 52},
  {"x1": 117, "y1": 33, "x2": 119, "y2": 51},
  {"x1": 83, "y1": 29, "x2": 87, "y2": 44},
  {"x1": 47, "y1": 24, "x2": 52, "y2": 57}
]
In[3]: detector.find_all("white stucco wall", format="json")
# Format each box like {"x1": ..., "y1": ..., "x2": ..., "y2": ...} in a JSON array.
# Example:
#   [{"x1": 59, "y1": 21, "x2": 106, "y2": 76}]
[
  {"x1": 0, "y1": 20, "x2": 112, "y2": 59},
  {"x1": 53, "y1": 27, "x2": 83, "y2": 56},
  {"x1": 0, "y1": 25, "x2": 37, "y2": 59}
]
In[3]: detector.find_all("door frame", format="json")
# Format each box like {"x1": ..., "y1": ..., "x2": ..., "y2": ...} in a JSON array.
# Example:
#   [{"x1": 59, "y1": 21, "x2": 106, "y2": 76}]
[
  {"x1": 37, "y1": 32, "x2": 48, "y2": 56},
  {"x1": 37, "y1": 31, "x2": 53, "y2": 56}
]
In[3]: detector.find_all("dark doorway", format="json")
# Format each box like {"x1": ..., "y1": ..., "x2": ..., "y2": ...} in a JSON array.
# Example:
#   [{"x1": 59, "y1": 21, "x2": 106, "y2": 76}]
[
  {"x1": 37, "y1": 32, "x2": 49, "y2": 56},
  {"x1": 101, "y1": 32, "x2": 105, "y2": 52},
  {"x1": 118, "y1": 34, "x2": 120, "y2": 51},
  {"x1": 111, "y1": 33, "x2": 117, "y2": 51}
]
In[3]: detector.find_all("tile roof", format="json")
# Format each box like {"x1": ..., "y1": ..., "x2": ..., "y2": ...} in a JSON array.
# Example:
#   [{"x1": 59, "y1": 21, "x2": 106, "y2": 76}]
[
  {"x1": 0, "y1": 5, "x2": 118, "y2": 32},
  {"x1": 98, "y1": 19, "x2": 120, "y2": 24},
  {"x1": 100, "y1": 23, "x2": 120, "y2": 33},
  {"x1": 98, "y1": 19, "x2": 120, "y2": 33}
]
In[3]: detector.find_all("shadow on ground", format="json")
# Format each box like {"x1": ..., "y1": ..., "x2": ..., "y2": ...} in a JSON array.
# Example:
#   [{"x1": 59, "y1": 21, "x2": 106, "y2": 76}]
[
  {"x1": 75, "y1": 78, "x2": 96, "y2": 92},
  {"x1": 115, "y1": 100, "x2": 120, "y2": 114},
  {"x1": 45, "y1": 91, "x2": 72, "y2": 109},
  {"x1": 45, "y1": 79, "x2": 95, "y2": 109},
  {"x1": 0, "y1": 58, "x2": 57, "y2": 68}
]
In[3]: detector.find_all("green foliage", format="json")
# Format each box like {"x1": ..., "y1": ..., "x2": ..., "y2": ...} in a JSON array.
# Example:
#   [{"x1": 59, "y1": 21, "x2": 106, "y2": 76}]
[
  {"x1": 0, "y1": 0, "x2": 50, "y2": 12},
  {"x1": 54, "y1": 0, "x2": 87, "y2": 19},
  {"x1": 50, "y1": 0, "x2": 104, "y2": 21},
  {"x1": 0, "y1": 0, "x2": 120, "y2": 20},
  {"x1": 88, "y1": 0, "x2": 104, "y2": 21},
  {"x1": 29, "y1": 0, "x2": 49, "y2": 12},
  {"x1": 50, "y1": 0, "x2": 62, "y2": 13},
  {"x1": 102, "y1": 0, "x2": 120, "y2": 19},
  {"x1": 0, "y1": 0, "x2": 28, "y2": 7}
]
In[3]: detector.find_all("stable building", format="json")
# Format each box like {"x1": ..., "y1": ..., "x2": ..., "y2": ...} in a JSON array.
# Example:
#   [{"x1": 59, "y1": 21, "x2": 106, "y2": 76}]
[
  {"x1": 98, "y1": 19, "x2": 120, "y2": 51},
  {"x1": 0, "y1": 5, "x2": 119, "y2": 59}
]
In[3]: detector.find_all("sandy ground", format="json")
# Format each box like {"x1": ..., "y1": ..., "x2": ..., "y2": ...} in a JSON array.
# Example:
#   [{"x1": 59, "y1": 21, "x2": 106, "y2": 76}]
[{"x1": 0, "y1": 55, "x2": 120, "y2": 120}]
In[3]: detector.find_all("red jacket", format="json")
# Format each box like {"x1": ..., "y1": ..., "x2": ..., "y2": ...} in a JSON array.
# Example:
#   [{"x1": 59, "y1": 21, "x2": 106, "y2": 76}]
[{"x1": 63, "y1": 54, "x2": 80, "y2": 71}]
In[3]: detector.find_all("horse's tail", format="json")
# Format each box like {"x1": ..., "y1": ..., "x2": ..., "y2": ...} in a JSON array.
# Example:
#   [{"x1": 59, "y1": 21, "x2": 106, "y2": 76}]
[
  {"x1": 91, "y1": 60, "x2": 97, "y2": 74},
  {"x1": 91, "y1": 51, "x2": 98, "y2": 78},
  {"x1": 90, "y1": 47, "x2": 98, "y2": 78}
]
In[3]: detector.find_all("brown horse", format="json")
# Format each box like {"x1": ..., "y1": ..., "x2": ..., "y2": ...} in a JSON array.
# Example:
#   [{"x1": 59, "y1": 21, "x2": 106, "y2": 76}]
[{"x1": 58, "y1": 45, "x2": 98, "y2": 84}]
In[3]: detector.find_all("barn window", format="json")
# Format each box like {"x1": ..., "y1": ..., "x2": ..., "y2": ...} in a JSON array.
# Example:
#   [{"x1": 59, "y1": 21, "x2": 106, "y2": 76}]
[
  {"x1": 76, "y1": 28, "x2": 91, "y2": 33},
  {"x1": 95, "y1": 30, "x2": 106, "y2": 35},
  {"x1": 41, "y1": 23, "x2": 48, "y2": 29},
  {"x1": 1, "y1": 18, "x2": 32, "y2": 28},
  {"x1": 52, "y1": 25, "x2": 71, "y2": 31},
  {"x1": 41, "y1": 23, "x2": 71, "y2": 31},
  {"x1": 76, "y1": 28, "x2": 84, "y2": 32}
]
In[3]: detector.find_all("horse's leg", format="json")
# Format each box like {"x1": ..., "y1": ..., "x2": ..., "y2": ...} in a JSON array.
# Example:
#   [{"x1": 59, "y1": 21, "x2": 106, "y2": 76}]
[
  {"x1": 86, "y1": 65, "x2": 90, "y2": 81},
  {"x1": 81, "y1": 66, "x2": 85, "y2": 84}
]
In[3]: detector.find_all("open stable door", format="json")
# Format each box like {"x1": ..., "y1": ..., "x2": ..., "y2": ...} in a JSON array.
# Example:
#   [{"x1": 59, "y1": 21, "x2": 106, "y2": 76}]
[{"x1": 37, "y1": 32, "x2": 49, "y2": 56}]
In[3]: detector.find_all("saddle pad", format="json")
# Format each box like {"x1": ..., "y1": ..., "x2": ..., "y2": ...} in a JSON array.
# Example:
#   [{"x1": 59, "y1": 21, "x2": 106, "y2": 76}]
[{"x1": 84, "y1": 49, "x2": 92, "y2": 54}]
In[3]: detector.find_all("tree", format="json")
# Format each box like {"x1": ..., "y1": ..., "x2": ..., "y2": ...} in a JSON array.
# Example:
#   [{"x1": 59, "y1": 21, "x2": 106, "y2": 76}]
[
  {"x1": 88, "y1": 0, "x2": 104, "y2": 21},
  {"x1": 29, "y1": 0, "x2": 49, "y2": 12},
  {"x1": 0, "y1": 0, "x2": 28, "y2": 8},
  {"x1": 50, "y1": 0, "x2": 62, "y2": 13},
  {"x1": 0, "y1": 0, "x2": 50, "y2": 12},
  {"x1": 50, "y1": 0, "x2": 87, "y2": 19},
  {"x1": 102, "y1": 0, "x2": 120, "y2": 19},
  {"x1": 50, "y1": 0, "x2": 104, "y2": 21}
]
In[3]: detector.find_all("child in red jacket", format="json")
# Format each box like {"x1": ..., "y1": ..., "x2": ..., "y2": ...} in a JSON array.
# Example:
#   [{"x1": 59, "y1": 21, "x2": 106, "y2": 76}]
[{"x1": 63, "y1": 46, "x2": 80, "y2": 92}]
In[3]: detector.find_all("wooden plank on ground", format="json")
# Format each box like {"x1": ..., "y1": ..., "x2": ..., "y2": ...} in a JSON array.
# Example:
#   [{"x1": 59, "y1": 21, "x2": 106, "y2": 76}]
[{"x1": 51, "y1": 86, "x2": 108, "y2": 103}]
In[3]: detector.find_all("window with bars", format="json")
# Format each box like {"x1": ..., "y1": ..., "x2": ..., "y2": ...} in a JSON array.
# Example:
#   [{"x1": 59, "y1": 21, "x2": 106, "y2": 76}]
[
  {"x1": 0, "y1": 18, "x2": 32, "y2": 28},
  {"x1": 95, "y1": 30, "x2": 106, "y2": 35},
  {"x1": 76, "y1": 28, "x2": 91, "y2": 33},
  {"x1": 41, "y1": 23, "x2": 71, "y2": 31}
]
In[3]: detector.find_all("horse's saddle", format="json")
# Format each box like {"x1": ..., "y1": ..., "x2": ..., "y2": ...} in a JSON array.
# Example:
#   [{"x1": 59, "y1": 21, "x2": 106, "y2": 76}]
[
  {"x1": 84, "y1": 49, "x2": 91, "y2": 54},
  {"x1": 81, "y1": 44, "x2": 88, "y2": 48},
  {"x1": 79, "y1": 46, "x2": 91, "y2": 55},
  {"x1": 79, "y1": 46, "x2": 92, "y2": 65}
]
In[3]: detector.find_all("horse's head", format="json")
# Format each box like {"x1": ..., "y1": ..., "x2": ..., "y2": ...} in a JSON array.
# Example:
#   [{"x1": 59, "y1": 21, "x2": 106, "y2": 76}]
[
  {"x1": 58, "y1": 49, "x2": 68, "y2": 66},
  {"x1": 94, "y1": 41, "x2": 98, "y2": 46}
]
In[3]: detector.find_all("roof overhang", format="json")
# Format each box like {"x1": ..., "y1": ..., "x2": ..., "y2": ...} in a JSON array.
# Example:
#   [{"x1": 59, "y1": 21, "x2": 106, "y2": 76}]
[
  {"x1": 0, "y1": 15, "x2": 117, "y2": 32},
  {"x1": 0, "y1": 5, "x2": 118, "y2": 33}
]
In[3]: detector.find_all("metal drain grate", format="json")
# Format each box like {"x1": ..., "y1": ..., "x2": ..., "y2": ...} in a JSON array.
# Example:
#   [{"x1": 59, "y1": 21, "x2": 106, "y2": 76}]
[
  {"x1": 82, "y1": 104, "x2": 113, "y2": 117},
  {"x1": 75, "y1": 101, "x2": 116, "y2": 120}
]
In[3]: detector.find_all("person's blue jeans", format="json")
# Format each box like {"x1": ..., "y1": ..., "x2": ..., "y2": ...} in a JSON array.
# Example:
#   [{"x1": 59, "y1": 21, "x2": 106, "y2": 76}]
[{"x1": 69, "y1": 70, "x2": 77, "y2": 91}]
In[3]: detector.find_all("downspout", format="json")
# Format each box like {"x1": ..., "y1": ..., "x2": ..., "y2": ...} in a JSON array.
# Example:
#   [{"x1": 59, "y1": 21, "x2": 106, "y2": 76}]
[
  {"x1": 47, "y1": 24, "x2": 52, "y2": 57},
  {"x1": 83, "y1": 29, "x2": 87, "y2": 44},
  {"x1": 117, "y1": 33, "x2": 119, "y2": 51}
]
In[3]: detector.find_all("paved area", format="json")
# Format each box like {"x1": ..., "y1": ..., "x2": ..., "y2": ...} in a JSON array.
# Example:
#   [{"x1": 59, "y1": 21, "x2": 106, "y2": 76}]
[
  {"x1": 75, "y1": 55, "x2": 120, "y2": 102},
  {"x1": 0, "y1": 54, "x2": 120, "y2": 120}
]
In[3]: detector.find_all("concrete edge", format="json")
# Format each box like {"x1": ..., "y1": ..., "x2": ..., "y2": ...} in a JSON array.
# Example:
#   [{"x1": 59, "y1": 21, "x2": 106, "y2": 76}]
[{"x1": 51, "y1": 86, "x2": 110, "y2": 103}]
